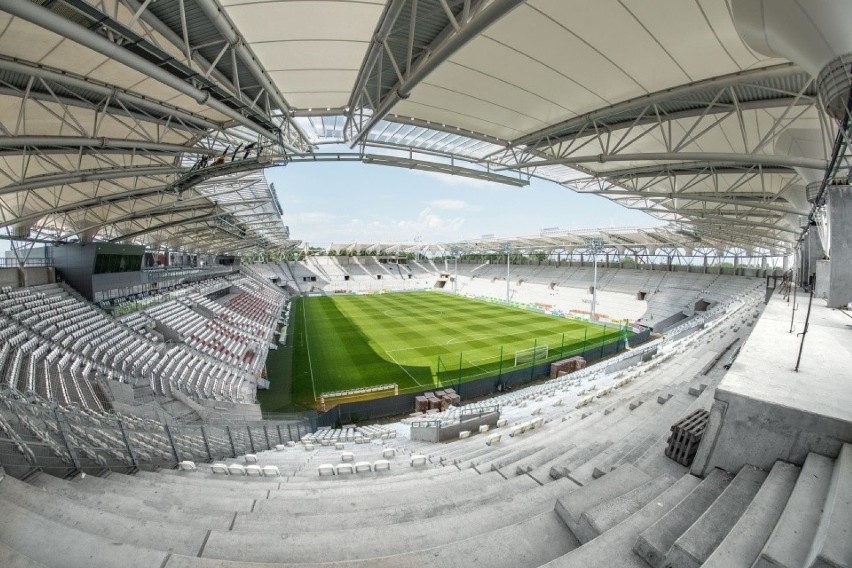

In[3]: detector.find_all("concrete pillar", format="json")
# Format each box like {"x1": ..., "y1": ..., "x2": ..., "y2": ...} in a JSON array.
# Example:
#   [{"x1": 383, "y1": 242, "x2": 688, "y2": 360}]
[
  {"x1": 827, "y1": 185, "x2": 852, "y2": 307},
  {"x1": 802, "y1": 229, "x2": 824, "y2": 287}
]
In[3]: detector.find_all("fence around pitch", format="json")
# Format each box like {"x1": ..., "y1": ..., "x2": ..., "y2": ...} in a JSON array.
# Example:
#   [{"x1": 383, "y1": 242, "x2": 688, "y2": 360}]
[
  {"x1": 0, "y1": 399, "x2": 312, "y2": 479},
  {"x1": 316, "y1": 328, "x2": 652, "y2": 427}
]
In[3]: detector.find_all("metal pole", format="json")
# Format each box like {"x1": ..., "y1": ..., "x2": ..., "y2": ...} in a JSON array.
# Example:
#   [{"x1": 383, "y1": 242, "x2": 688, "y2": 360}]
[
  {"x1": 794, "y1": 283, "x2": 815, "y2": 371},
  {"x1": 591, "y1": 249, "x2": 598, "y2": 322},
  {"x1": 226, "y1": 425, "x2": 236, "y2": 457},
  {"x1": 530, "y1": 338, "x2": 538, "y2": 378},
  {"x1": 117, "y1": 418, "x2": 139, "y2": 471},
  {"x1": 200, "y1": 426, "x2": 213, "y2": 462},
  {"x1": 54, "y1": 409, "x2": 80, "y2": 472},
  {"x1": 506, "y1": 250, "x2": 510, "y2": 302},
  {"x1": 163, "y1": 424, "x2": 181, "y2": 465}
]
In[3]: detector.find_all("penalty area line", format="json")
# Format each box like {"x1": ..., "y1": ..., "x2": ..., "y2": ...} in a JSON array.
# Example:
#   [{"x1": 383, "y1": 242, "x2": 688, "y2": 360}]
[{"x1": 384, "y1": 350, "x2": 426, "y2": 387}]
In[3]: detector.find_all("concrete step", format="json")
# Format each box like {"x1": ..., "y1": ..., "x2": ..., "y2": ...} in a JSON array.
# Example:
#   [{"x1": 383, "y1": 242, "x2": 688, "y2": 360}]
[
  {"x1": 805, "y1": 443, "x2": 852, "y2": 568},
  {"x1": 633, "y1": 468, "x2": 733, "y2": 567},
  {"x1": 0, "y1": 499, "x2": 168, "y2": 568},
  {"x1": 0, "y1": 475, "x2": 207, "y2": 556},
  {"x1": 237, "y1": 473, "x2": 539, "y2": 530},
  {"x1": 154, "y1": 465, "x2": 479, "y2": 500},
  {"x1": 26, "y1": 473, "x2": 234, "y2": 529},
  {"x1": 554, "y1": 464, "x2": 652, "y2": 542},
  {"x1": 514, "y1": 443, "x2": 577, "y2": 476},
  {"x1": 702, "y1": 461, "x2": 800, "y2": 568},
  {"x1": 539, "y1": 473, "x2": 702, "y2": 568},
  {"x1": 70, "y1": 473, "x2": 256, "y2": 512},
  {"x1": 256, "y1": 471, "x2": 506, "y2": 514},
  {"x1": 485, "y1": 445, "x2": 546, "y2": 473},
  {"x1": 161, "y1": 510, "x2": 578, "y2": 568},
  {"x1": 663, "y1": 464, "x2": 768, "y2": 568},
  {"x1": 0, "y1": 542, "x2": 48, "y2": 568},
  {"x1": 577, "y1": 474, "x2": 678, "y2": 543},
  {"x1": 202, "y1": 477, "x2": 581, "y2": 563},
  {"x1": 547, "y1": 441, "x2": 614, "y2": 482},
  {"x1": 754, "y1": 452, "x2": 835, "y2": 568}
]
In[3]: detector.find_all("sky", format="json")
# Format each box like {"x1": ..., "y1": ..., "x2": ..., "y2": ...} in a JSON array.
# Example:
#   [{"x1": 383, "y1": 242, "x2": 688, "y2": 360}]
[{"x1": 268, "y1": 161, "x2": 662, "y2": 248}]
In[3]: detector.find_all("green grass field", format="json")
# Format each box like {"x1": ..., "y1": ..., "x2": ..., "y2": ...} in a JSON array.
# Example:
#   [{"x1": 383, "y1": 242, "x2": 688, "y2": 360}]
[{"x1": 266, "y1": 291, "x2": 629, "y2": 410}]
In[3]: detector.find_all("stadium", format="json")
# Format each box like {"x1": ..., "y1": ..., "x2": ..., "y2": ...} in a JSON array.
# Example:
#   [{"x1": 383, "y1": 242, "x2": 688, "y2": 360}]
[{"x1": 0, "y1": 1, "x2": 850, "y2": 567}]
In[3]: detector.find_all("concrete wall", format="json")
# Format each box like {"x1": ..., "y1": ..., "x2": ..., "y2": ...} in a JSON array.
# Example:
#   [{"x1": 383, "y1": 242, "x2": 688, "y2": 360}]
[
  {"x1": 828, "y1": 185, "x2": 852, "y2": 307},
  {"x1": 411, "y1": 411, "x2": 500, "y2": 442},
  {"x1": 815, "y1": 260, "x2": 830, "y2": 301},
  {"x1": 0, "y1": 268, "x2": 19, "y2": 288},
  {"x1": 691, "y1": 392, "x2": 852, "y2": 476}
]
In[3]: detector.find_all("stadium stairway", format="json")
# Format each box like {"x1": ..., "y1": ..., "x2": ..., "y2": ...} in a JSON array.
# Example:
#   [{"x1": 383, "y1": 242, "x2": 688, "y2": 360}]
[{"x1": 1, "y1": 442, "x2": 849, "y2": 568}]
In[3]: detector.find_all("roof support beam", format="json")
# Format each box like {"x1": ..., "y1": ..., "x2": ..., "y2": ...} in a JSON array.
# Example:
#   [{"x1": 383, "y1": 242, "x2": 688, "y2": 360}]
[
  {"x1": 0, "y1": 166, "x2": 185, "y2": 196},
  {"x1": 0, "y1": 0, "x2": 280, "y2": 143},
  {"x1": 347, "y1": 0, "x2": 525, "y2": 146},
  {"x1": 503, "y1": 152, "x2": 828, "y2": 171},
  {"x1": 194, "y1": 0, "x2": 313, "y2": 152},
  {"x1": 109, "y1": 212, "x2": 221, "y2": 243},
  {"x1": 0, "y1": 136, "x2": 213, "y2": 155},
  {"x1": 72, "y1": 202, "x2": 218, "y2": 238},
  {"x1": 0, "y1": 57, "x2": 226, "y2": 134},
  {"x1": 511, "y1": 63, "x2": 803, "y2": 148},
  {"x1": 597, "y1": 190, "x2": 801, "y2": 215}
]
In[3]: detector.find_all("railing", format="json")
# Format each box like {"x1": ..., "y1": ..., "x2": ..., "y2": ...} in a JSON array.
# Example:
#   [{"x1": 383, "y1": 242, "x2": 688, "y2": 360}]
[
  {"x1": 0, "y1": 397, "x2": 312, "y2": 479},
  {"x1": 0, "y1": 257, "x2": 52, "y2": 268}
]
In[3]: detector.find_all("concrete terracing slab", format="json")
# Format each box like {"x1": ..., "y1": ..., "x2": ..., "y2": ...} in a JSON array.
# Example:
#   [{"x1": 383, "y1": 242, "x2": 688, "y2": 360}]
[{"x1": 693, "y1": 294, "x2": 852, "y2": 475}]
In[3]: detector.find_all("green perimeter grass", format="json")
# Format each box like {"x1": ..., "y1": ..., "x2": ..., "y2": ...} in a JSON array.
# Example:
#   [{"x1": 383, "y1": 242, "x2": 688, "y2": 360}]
[{"x1": 271, "y1": 291, "x2": 629, "y2": 410}]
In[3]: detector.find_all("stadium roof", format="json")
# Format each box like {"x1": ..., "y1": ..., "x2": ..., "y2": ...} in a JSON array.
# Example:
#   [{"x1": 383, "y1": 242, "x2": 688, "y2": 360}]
[{"x1": 0, "y1": 0, "x2": 844, "y2": 256}]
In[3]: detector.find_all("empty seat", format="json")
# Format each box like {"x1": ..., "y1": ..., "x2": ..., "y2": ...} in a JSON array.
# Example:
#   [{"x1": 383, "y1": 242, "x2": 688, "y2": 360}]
[
  {"x1": 354, "y1": 461, "x2": 372, "y2": 473},
  {"x1": 210, "y1": 463, "x2": 229, "y2": 475},
  {"x1": 227, "y1": 464, "x2": 246, "y2": 476},
  {"x1": 178, "y1": 461, "x2": 196, "y2": 471},
  {"x1": 317, "y1": 464, "x2": 335, "y2": 477},
  {"x1": 336, "y1": 463, "x2": 355, "y2": 475},
  {"x1": 261, "y1": 465, "x2": 280, "y2": 477},
  {"x1": 245, "y1": 465, "x2": 262, "y2": 477},
  {"x1": 410, "y1": 455, "x2": 427, "y2": 467},
  {"x1": 244, "y1": 454, "x2": 257, "y2": 464},
  {"x1": 382, "y1": 448, "x2": 395, "y2": 458},
  {"x1": 275, "y1": 444, "x2": 286, "y2": 451},
  {"x1": 340, "y1": 451, "x2": 354, "y2": 462},
  {"x1": 373, "y1": 459, "x2": 390, "y2": 471},
  {"x1": 487, "y1": 434, "x2": 502, "y2": 446}
]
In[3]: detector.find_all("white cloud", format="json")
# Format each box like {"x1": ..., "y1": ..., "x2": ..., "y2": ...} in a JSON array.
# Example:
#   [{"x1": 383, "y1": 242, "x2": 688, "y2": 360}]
[{"x1": 427, "y1": 199, "x2": 469, "y2": 210}]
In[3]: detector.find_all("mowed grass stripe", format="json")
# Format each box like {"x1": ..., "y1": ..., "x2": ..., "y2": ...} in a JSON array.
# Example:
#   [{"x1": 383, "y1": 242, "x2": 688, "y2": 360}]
[{"x1": 288, "y1": 292, "x2": 629, "y2": 408}]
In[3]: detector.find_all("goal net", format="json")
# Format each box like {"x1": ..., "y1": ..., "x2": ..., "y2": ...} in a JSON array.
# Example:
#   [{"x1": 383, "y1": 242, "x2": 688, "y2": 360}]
[{"x1": 514, "y1": 344, "x2": 549, "y2": 366}]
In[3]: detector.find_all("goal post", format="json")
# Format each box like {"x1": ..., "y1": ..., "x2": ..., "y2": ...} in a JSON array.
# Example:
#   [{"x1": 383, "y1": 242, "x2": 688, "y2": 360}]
[{"x1": 513, "y1": 344, "x2": 548, "y2": 366}]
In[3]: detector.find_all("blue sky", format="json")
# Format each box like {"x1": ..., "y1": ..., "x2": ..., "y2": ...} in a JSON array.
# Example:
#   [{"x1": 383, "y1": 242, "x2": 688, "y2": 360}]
[{"x1": 267, "y1": 161, "x2": 662, "y2": 247}]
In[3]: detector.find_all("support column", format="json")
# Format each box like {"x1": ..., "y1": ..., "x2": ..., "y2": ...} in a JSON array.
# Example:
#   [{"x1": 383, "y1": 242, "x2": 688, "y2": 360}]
[
  {"x1": 802, "y1": 229, "x2": 824, "y2": 287},
  {"x1": 827, "y1": 185, "x2": 852, "y2": 307}
]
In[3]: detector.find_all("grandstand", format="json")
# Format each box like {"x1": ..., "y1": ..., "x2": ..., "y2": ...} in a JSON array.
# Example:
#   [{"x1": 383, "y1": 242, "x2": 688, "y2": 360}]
[{"x1": 1, "y1": 1, "x2": 852, "y2": 567}]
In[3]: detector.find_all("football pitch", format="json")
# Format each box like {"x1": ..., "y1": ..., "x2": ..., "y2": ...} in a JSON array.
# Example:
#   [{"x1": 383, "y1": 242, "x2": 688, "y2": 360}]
[{"x1": 279, "y1": 291, "x2": 629, "y2": 409}]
